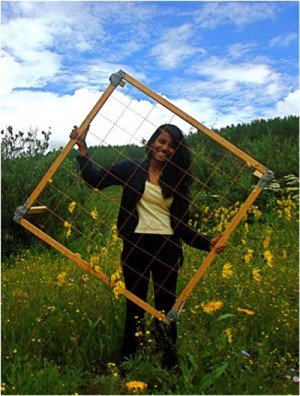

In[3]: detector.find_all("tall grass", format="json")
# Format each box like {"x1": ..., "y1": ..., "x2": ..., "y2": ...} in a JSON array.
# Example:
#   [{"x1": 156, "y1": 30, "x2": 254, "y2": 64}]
[{"x1": 1, "y1": 192, "x2": 299, "y2": 395}]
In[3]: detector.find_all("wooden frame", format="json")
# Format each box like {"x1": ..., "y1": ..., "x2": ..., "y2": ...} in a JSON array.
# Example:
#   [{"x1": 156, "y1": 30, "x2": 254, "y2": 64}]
[{"x1": 15, "y1": 70, "x2": 274, "y2": 325}]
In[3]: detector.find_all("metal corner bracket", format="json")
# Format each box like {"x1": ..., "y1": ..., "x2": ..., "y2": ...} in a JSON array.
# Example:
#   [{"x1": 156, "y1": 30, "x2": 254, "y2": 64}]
[
  {"x1": 13, "y1": 198, "x2": 29, "y2": 224},
  {"x1": 109, "y1": 70, "x2": 126, "y2": 87},
  {"x1": 258, "y1": 169, "x2": 275, "y2": 189}
]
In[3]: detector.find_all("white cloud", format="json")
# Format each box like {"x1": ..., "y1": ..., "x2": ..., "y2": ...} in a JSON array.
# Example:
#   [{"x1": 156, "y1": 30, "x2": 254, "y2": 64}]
[
  {"x1": 194, "y1": 57, "x2": 276, "y2": 85},
  {"x1": 0, "y1": 49, "x2": 61, "y2": 94},
  {"x1": 150, "y1": 24, "x2": 204, "y2": 70},
  {"x1": 194, "y1": 2, "x2": 277, "y2": 29},
  {"x1": 227, "y1": 42, "x2": 257, "y2": 59},
  {"x1": 270, "y1": 89, "x2": 300, "y2": 117},
  {"x1": 269, "y1": 32, "x2": 298, "y2": 48}
]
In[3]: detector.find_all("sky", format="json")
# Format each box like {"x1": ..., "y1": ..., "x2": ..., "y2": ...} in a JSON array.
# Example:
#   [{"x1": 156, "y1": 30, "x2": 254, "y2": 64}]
[{"x1": 1, "y1": 0, "x2": 299, "y2": 150}]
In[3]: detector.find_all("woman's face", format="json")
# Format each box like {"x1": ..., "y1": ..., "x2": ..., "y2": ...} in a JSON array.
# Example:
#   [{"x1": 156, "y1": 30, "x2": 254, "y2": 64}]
[{"x1": 151, "y1": 130, "x2": 176, "y2": 163}]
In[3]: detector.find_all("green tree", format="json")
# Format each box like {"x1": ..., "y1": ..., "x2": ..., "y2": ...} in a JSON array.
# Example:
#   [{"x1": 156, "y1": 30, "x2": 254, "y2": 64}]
[{"x1": 1, "y1": 127, "x2": 53, "y2": 258}]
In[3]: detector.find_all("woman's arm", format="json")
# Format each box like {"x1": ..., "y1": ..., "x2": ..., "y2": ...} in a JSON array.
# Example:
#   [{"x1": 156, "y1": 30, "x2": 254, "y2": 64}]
[
  {"x1": 70, "y1": 125, "x2": 129, "y2": 189},
  {"x1": 171, "y1": 196, "x2": 226, "y2": 254}
]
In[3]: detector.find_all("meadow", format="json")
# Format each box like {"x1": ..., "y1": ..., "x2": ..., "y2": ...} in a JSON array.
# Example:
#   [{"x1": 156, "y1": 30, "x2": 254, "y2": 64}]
[{"x1": 1, "y1": 186, "x2": 299, "y2": 395}]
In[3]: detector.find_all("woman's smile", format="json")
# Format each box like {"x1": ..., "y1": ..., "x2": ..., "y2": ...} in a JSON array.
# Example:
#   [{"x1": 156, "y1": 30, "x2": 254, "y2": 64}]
[{"x1": 151, "y1": 131, "x2": 175, "y2": 163}]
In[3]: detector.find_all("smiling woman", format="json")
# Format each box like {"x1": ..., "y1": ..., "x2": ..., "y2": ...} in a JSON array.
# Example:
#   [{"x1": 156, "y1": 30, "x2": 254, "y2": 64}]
[{"x1": 70, "y1": 121, "x2": 225, "y2": 369}]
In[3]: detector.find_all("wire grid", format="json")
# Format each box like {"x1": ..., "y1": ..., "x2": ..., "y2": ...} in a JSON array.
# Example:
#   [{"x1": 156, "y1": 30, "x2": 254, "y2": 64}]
[{"x1": 19, "y1": 73, "x2": 268, "y2": 323}]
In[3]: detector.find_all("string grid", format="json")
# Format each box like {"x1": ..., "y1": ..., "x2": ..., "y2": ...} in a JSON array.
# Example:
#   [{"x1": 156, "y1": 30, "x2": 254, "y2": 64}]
[{"x1": 15, "y1": 71, "x2": 273, "y2": 324}]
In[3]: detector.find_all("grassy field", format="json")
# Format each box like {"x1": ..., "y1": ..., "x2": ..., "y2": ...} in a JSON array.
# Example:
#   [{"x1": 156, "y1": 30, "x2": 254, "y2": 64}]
[{"x1": 1, "y1": 192, "x2": 299, "y2": 395}]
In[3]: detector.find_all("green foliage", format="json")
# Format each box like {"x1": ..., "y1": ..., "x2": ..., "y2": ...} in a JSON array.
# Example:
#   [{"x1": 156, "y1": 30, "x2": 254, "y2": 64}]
[
  {"x1": 1, "y1": 195, "x2": 298, "y2": 395},
  {"x1": 216, "y1": 116, "x2": 299, "y2": 178},
  {"x1": 1, "y1": 127, "x2": 54, "y2": 258},
  {"x1": 1, "y1": 116, "x2": 299, "y2": 260},
  {"x1": 1, "y1": 126, "x2": 51, "y2": 160}
]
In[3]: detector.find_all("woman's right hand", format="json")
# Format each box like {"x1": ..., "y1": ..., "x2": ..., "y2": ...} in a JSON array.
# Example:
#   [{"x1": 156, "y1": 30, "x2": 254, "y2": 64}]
[{"x1": 70, "y1": 124, "x2": 89, "y2": 154}]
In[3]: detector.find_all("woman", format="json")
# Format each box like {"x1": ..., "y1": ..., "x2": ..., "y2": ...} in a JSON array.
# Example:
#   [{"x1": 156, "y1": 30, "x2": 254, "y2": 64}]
[{"x1": 70, "y1": 124, "x2": 225, "y2": 369}]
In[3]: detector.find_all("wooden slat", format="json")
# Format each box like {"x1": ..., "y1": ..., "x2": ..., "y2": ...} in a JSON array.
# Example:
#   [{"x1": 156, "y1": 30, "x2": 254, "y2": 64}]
[{"x1": 28, "y1": 206, "x2": 48, "y2": 214}]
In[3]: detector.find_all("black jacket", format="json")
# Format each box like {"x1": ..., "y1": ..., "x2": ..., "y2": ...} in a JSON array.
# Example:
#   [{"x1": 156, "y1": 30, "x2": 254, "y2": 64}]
[{"x1": 77, "y1": 155, "x2": 211, "y2": 253}]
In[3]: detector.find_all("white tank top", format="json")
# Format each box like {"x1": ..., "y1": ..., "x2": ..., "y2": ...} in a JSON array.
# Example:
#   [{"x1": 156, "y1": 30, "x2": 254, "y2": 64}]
[{"x1": 134, "y1": 181, "x2": 174, "y2": 235}]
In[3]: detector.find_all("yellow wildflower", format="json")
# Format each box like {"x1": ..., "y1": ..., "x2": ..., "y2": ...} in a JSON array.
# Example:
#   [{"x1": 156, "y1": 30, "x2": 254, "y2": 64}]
[
  {"x1": 244, "y1": 249, "x2": 254, "y2": 264},
  {"x1": 56, "y1": 271, "x2": 67, "y2": 286},
  {"x1": 264, "y1": 250, "x2": 273, "y2": 267},
  {"x1": 68, "y1": 201, "x2": 76, "y2": 213},
  {"x1": 126, "y1": 381, "x2": 147, "y2": 393},
  {"x1": 63, "y1": 220, "x2": 72, "y2": 237},
  {"x1": 86, "y1": 245, "x2": 92, "y2": 253},
  {"x1": 237, "y1": 307, "x2": 255, "y2": 316},
  {"x1": 222, "y1": 263, "x2": 233, "y2": 279},
  {"x1": 90, "y1": 208, "x2": 98, "y2": 219},
  {"x1": 66, "y1": 225, "x2": 72, "y2": 237},
  {"x1": 226, "y1": 328, "x2": 233, "y2": 344},
  {"x1": 202, "y1": 300, "x2": 223, "y2": 313},
  {"x1": 110, "y1": 266, "x2": 122, "y2": 284},
  {"x1": 89, "y1": 255, "x2": 100, "y2": 266},
  {"x1": 81, "y1": 274, "x2": 89, "y2": 282},
  {"x1": 263, "y1": 236, "x2": 271, "y2": 249},
  {"x1": 100, "y1": 247, "x2": 108, "y2": 256},
  {"x1": 113, "y1": 280, "x2": 125, "y2": 299},
  {"x1": 252, "y1": 268, "x2": 262, "y2": 282}
]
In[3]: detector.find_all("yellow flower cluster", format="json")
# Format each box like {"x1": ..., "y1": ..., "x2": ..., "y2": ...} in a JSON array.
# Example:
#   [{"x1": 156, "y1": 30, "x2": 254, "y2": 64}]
[
  {"x1": 89, "y1": 255, "x2": 100, "y2": 268},
  {"x1": 248, "y1": 205, "x2": 262, "y2": 219},
  {"x1": 244, "y1": 249, "x2": 254, "y2": 264},
  {"x1": 90, "y1": 208, "x2": 98, "y2": 220},
  {"x1": 264, "y1": 250, "x2": 273, "y2": 267},
  {"x1": 56, "y1": 271, "x2": 67, "y2": 286},
  {"x1": 110, "y1": 266, "x2": 122, "y2": 284},
  {"x1": 226, "y1": 327, "x2": 233, "y2": 344},
  {"x1": 113, "y1": 280, "x2": 125, "y2": 300},
  {"x1": 276, "y1": 194, "x2": 298, "y2": 221},
  {"x1": 202, "y1": 300, "x2": 223, "y2": 313},
  {"x1": 63, "y1": 221, "x2": 72, "y2": 237},
  {"x1": 252, "y1": 268, "x2": 262, "y2": 282},
  {"x1": 81, "y1": 274, "x2": 89, "y2": 282},
  {"x1": 222, "y1": 263, "x2": 233, "y2": 279},
  {"x1": 263, "y1": 236, "x2": 271, "y2": 249},
  {"x1": 237, "y1": 307, "x2": 255, "y2": 316},
  {"x1": 126, "y1": 380, "x2": 147, "y2": 393},
  {"x1": 68, "y1": 201, "x2": 76, "y2": 214}
]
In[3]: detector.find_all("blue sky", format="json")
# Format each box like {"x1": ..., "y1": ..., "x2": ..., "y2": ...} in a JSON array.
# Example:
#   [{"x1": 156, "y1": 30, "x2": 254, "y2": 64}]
[{"x1": 1, "y1": 1, "x2": 299, "y2": 149}]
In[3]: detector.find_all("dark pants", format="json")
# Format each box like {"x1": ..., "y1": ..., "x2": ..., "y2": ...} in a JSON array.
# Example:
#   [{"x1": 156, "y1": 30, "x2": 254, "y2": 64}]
[{"x1": 121, "y1": 234, "x2": 180, "y2": 368}]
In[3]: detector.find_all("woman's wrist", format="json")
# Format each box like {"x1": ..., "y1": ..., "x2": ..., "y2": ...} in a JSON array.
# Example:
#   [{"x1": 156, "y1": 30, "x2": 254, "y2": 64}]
[{"x1": 78, "y1": 142, "x2": 88, "y2": 155}]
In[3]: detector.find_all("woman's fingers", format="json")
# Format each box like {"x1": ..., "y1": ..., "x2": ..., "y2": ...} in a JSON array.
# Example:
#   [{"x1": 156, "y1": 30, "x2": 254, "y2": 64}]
[
  {"x1": 209, "y1": 233, "x2": 226, "y2": 254},
  {"x1": 69, "y1": 124, "x2": 89, "y2": 141}
]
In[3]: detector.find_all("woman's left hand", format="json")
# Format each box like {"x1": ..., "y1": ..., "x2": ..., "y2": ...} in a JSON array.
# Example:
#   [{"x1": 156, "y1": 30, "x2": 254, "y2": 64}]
[{"x1": 209, "y1": 233, "x2": 226, "y2": 254}]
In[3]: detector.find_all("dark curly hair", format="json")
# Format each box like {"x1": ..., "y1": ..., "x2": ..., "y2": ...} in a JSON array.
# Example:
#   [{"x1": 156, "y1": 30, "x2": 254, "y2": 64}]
[{"x1": 146, "y1": 124, "x2": 192, "y2": 199}]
